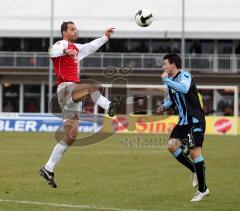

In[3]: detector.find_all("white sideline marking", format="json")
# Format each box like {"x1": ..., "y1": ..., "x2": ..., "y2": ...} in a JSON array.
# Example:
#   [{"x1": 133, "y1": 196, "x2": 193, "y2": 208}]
[{"x1": 0, "y1": 199, "x2": 149, "y2": 211}]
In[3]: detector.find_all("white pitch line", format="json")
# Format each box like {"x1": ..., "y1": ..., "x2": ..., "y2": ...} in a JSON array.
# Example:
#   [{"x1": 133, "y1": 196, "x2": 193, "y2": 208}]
[{"x1": 0, "y1": 199, "x2": 149, "y2": 211}]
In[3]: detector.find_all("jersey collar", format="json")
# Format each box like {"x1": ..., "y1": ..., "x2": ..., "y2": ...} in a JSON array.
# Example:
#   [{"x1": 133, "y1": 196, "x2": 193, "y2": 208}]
[{"x1": 173, "y1": 70, "x2": 181, "y2": 79}]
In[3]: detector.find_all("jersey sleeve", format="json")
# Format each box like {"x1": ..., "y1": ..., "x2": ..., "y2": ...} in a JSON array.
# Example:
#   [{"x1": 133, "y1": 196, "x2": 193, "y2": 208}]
[
  {"x1": 162, "y1": 94, "x2": 173, "y2": 109},
  {"x1": 76, "y1": 35, "x2": 108, "y2": 61},
  {"x1": 49, "y1": 40, "x2": 68, "y2": 58},
  {"x1": 162, "y1": 71, "x2": 192, "y2": 94}
]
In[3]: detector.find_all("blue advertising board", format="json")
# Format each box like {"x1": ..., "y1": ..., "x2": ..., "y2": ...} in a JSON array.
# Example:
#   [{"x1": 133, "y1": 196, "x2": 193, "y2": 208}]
[{"x1": 0, "y1": 113, "x2": 103, "y2": 132}]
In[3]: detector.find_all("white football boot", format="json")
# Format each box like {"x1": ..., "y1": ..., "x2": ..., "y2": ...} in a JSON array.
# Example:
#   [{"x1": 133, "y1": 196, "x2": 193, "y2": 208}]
[{"x1": 191, "y1": 188, "x2": 210, "y2": 202}]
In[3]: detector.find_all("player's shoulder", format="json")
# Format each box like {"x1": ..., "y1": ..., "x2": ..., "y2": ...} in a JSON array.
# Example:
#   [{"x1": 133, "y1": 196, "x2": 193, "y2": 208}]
[
  {"x1": 180, "y1": 70, "x2": 192, "y2": 79},
  {"x1": 54, "y1": 40, "x2": 68, "y2": 46}
]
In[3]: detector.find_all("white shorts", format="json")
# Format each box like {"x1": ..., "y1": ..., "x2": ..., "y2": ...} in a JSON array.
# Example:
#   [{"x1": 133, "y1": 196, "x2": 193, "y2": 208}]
[{"x1": 57, "y1": 82, "x2": 82, "y2": 122}]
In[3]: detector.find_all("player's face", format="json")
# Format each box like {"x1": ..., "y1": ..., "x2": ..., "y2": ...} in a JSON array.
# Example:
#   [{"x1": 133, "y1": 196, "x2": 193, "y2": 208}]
[
  {"x1": 163, "y1": 59, "x2": 174, "y2": 75},
  {"x1": 66, "y1": 24, "x2": 78, "y2": 42}
]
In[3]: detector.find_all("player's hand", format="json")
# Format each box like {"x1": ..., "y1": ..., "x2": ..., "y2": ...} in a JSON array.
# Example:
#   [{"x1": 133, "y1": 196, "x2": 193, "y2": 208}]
[
  {"x1": 161, "y1": 72, "x2": 168, "y2": 78},
  {"x1": 64, "y1": 49, "x2": 76, "y2": 56},
  {"x1": 105, "y1": 27, "x2": 115, "y2": 38},
  {"x1": 157, "y1": 105, "x2": 165, "y2": 114},
  {"x1": 161, "y1": 72, "x2": 168, "y2": 83}
]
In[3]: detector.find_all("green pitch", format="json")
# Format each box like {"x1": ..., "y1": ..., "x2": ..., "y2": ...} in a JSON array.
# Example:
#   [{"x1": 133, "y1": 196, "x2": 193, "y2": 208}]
[{"x1": 0, "y1": 132, "x2": 239, "y2": 211}]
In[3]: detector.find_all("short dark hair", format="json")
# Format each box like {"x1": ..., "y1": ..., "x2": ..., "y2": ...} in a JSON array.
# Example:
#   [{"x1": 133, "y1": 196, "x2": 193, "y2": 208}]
[
  {"x1": 163, "y1": 53, "x2": 182, "y2": 69},
  {"x1": 61, "y1": 21, "x2": 74, "y2": 37}
]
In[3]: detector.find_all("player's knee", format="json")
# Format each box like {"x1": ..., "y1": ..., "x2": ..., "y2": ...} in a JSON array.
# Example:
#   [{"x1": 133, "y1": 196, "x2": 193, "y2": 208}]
[
  {"x1": 90, "y1": 83, "x2": 99, "y2": 93},
  {"x1": 69, "y1": 128, "x2": 78, "y2": 139},
  {"x1": 65, "y1": 125, "x2": 78, "y2": 141},
  {"x1": 167, "y1": 139, "x2": 180, "y2": 152},
  {"x1": 167, "y1": 144, "x2": 176, "y2": 153}
]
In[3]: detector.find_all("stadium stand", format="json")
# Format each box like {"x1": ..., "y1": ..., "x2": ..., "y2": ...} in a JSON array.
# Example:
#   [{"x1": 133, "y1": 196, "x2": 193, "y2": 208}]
[{"x1": 0, "y1": 0, "x2": 239, "y2": 116}]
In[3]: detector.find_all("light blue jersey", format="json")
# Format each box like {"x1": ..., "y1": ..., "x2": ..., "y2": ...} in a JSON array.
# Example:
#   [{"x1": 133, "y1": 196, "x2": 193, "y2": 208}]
[{"x1": 162, "y1": 70, "x2": 204, "y2": 125}]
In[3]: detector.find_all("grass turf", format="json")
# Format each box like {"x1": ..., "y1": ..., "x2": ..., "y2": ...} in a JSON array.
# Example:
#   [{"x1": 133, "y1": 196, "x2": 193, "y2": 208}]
[{"x1": 0, "y1": 132, "x2": 239, "y2": 211}]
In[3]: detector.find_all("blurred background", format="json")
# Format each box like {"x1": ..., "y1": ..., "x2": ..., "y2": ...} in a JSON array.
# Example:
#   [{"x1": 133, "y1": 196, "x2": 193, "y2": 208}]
[{"x1": 0, "y1": 0, "x2": 239, "y2": 135}]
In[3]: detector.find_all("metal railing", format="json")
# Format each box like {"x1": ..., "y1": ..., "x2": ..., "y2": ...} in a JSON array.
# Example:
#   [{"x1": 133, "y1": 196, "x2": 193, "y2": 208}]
[{"x1": 0, "y1": 52, "x2": 239, "y2": 73}]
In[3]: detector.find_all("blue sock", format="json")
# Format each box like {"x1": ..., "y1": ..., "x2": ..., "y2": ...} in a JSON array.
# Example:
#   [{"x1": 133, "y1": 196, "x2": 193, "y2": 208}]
[
  {"x1": 194, "y1": 155, "x2": 207, "y2": 192},
  {"x1": 172, "y1": 148, "x2": 195, "y2": 173}
]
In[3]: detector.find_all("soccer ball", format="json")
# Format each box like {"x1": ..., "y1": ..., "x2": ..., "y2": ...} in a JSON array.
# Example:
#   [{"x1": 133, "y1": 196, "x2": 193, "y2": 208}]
[{"x1": 135, "y1": 9, "x2": 153, "y2": 27}]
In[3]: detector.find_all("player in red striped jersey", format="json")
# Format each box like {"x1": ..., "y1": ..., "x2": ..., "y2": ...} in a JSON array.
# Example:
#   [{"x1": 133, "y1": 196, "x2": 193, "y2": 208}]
[{"x1": 40, "y1": 21, "x2": 119, "y2": 188}]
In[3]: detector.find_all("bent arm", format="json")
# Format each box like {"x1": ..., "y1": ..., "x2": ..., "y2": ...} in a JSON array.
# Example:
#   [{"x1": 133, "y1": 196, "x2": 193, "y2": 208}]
[
  {"x1": 162, "y1": 95, "x2": 173, "y2": 109},
  {"x1": 50, "y1": 40, "x2": 68, "y2": 58},
  {"x1": 162, "y1": 72, "x2": 192, "y2": 94}
]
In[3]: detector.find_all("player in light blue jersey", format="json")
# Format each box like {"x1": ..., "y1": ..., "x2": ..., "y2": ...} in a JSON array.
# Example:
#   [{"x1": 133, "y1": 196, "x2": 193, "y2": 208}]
[{"x1": 158, "y1": 53, "x2": 209, "y2": 202}]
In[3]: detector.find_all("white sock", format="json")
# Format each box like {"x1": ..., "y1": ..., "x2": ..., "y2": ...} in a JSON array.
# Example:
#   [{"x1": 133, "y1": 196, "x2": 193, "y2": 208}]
[
  {"x1": 90, "y1": 91, "x2": 110, "y2": 110},
  {"x1": 45, "y1": 140, "x2": 69, "y2": 172}
]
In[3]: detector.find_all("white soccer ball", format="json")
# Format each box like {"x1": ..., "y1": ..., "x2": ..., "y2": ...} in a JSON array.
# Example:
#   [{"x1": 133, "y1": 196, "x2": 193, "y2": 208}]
[{"x1": 135, "y1": 9, "x2": 153, "y2": 27}]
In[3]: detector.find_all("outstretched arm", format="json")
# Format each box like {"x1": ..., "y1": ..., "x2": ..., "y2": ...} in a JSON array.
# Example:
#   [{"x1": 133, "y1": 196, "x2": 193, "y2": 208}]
[{"x1": 77, "y1": 27, "x2": 115, "y2": 61}]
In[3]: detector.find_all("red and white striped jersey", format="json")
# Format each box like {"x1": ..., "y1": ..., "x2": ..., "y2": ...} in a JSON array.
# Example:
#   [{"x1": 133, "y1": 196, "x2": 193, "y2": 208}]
[{"x1": 50, "y1": 35, "x2": 108, "y2": 85}]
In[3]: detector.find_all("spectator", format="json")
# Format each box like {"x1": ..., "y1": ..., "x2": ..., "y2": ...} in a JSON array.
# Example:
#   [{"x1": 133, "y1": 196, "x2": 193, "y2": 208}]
[
  {"x1": 3, "y1": 100, "x2": 15, "y2": 112},
  {"x1": 224, "y1": 106, "x2": 233, "y2": 116},
  {"x1": 235, "y1": 42, "x2": 240, "y2": 54},
  {"x1": 26, "y1": 100, "x2": 38, "y2": 112},
  {"x1": 172, "y1": 42, "x2": 180, "y2": 53},
  {"x1": 132, "y1": 42, "x2": 148, "y2": 53},
  {"x1": 190, "y1": 40, "x2": 202, "y2": 54}
]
